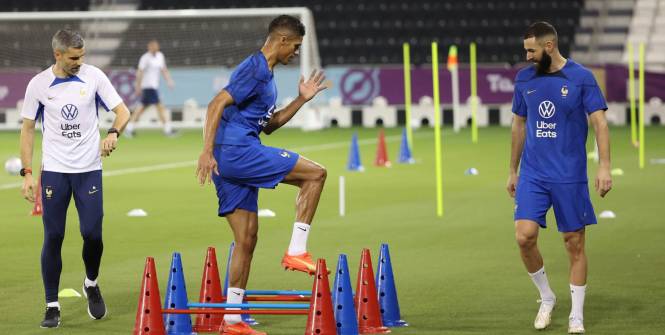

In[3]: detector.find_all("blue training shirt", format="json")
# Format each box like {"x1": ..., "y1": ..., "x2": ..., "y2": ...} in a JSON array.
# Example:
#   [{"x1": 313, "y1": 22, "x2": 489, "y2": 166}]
[
  {"x1": 215, "y1": 52, "x2": 277, "y2": 145},
  {"x1": 512, "y1": 59, "x2": 607, "y2": 183}
]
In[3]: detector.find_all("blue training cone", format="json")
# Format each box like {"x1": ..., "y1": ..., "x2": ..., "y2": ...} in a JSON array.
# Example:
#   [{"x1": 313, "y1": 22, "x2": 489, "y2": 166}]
[
  {"x1": 163, "y1": 252, "x2": 197, "y2": 335},
  {"x1": 398, "y1": 128, "x2": 415, "y2": 164},
  {"x1": 347, "y1": 133, "x2": 364, "y2": 171},
  {"x1": 376, "y1": 244, "x2": 408, "y2": 327},
  {"x1": 223, "y1": 242, "x2": 258, "y2": 326},
  {"x1": 333, "y1": 254, "x2": 359, "y2": 335}
]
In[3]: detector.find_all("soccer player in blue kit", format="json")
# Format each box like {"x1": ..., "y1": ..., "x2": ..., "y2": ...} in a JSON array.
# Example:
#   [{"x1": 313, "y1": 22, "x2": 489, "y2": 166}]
[
  {"x1": 507, "y1": 22, "x2": 612, "y2": 334},
  {"x1": 196, "y1": 15, "x2": 328, "y2": 335}
]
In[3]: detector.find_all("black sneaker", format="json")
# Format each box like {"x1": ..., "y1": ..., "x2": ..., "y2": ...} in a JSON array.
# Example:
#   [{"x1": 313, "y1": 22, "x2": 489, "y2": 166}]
[
  {"x1": 82, "y1": 283, "x2": 107, "y2": 320},
  {"x1": 40, "y1": 307, "x2": 60, "y2": 328}
]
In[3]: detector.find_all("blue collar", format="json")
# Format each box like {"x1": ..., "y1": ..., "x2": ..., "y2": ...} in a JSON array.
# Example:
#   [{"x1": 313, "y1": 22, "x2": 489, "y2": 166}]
[{"x1": 50, "y1": 75, "x2": 85, "y2": 87}]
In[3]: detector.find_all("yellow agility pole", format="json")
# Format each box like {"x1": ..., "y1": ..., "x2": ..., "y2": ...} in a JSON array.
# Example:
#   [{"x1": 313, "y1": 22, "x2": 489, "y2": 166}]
[
  {"x1": 432, "y1": 42, "x2": 443, "y2": 217},
  {"x1": 628, "y1": 42, "x2": 637, "y2": 147},
  {"x1": 470, "y1": 42, "x2": 478, "y2": 143},
  {"x1": 403, "y1": 43, "x2": 413, "y2": 151},
  {"x1": 639, "y1": 42, "x2": 645, "y2": 169}
]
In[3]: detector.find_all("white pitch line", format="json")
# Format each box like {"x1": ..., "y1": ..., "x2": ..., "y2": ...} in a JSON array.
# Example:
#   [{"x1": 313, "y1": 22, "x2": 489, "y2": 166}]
[
  {"x1": 291, "y1": 133, "x2": 404, "y2": 153},
  {"x1": 102, "y1": 161, "x2": 196, "y2": 177},
  {"x1": 0, "y1": 182, "x2": 22, "y2": 190},
  {"x1": 0, "y1": 132, "x2": 431, "y2": 191}
]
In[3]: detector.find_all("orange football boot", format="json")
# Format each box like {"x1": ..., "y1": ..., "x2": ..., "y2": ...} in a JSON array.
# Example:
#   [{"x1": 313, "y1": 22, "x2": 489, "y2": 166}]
[
  {"x1": 281, "y1": 252, "x2": 330, "y2": 275},
  {"x1": 219, "y1": 320, "x2": 266, "y2": 335}
]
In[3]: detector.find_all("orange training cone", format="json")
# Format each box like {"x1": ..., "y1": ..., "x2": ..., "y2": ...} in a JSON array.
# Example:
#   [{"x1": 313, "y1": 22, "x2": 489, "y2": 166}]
[
  {"x1": 133, "y1": 257, "x2": 166, "y2": 335},
  {"x1": 305, "y1": 259, "x2": 337, "y2": 335},
  {"x1": 31, "y1": 174, "x2": 42, "y2": 216},
  {"x1": 193, "y1": 247, "x2": 224, "y2": 332},
  {"x1": 374, "y1": 130, "x2": 391, "y2": 167},
  {"x1": 355, "y1": 249, "x2": 390, "y2": 334}
]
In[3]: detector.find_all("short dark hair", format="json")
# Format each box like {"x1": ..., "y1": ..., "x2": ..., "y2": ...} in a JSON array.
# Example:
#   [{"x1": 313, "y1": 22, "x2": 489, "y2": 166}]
[
  {"x1": 524, "y1": 21, "x2": 558, "y2": 41},
  {"x1": 268, "y1": 15, "x2": 305, "y2": 37}
]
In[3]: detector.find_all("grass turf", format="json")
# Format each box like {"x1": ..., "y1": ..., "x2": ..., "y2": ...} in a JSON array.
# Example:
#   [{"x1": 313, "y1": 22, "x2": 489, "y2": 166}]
[{"x1": 0, "y1": 126, "x2": 664, "y2": 334}]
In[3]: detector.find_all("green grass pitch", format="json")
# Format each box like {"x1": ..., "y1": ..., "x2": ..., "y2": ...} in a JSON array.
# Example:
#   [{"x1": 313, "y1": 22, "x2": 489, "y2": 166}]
[{"x1": 0, "y1": 126, "x2": 664, "y2": 334}]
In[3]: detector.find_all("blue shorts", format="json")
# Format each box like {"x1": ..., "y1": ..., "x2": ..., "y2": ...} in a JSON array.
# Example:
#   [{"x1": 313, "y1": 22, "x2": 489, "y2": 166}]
[
  {"x1": 41, "y1": 170, "x2": 104, "y2": 240},
  {"x1": 141, "y1": 88, "x2": 160, "y2": 105},
  {"x1": 514, "y1": 176, "x2": 597, "y2": 232},
  {"x1": 212, "y1": 144, "x2": 299, "y2": 216}
]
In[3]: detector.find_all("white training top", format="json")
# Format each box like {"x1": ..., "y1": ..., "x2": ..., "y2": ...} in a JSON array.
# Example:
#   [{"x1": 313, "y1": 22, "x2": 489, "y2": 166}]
[
  {"x1": 138, "y1": 51, "x2": 166, "y2": 89},
  {"x1": 21, "y1": 64, "x2": 123, "y2": 173}
]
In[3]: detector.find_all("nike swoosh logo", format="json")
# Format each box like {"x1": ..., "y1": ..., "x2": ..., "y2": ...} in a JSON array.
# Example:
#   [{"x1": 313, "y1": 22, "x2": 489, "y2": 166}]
[
  {"x1": 88, "y1": 189, "x2": 99, "y2": 195},
  {"x1": 297, "y1": 227, "x2": 307, "y2": 232},
  {"x1": 290, "y1": 257, "x2": 315, "y2": 270},
  {"x1": 527, "y1": 90, "x2": 537, "y2": 94},
  {"x1": 48, "y1": 96, "x2": 55, "y2": 100},
  {"x1": 232, "y1": 291, "x2": 241, "y2": 296}
]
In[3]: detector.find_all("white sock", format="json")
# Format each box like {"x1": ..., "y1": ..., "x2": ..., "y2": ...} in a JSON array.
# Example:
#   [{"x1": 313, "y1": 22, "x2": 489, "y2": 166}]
[
  {"x1": 569, "y1": 284, "x2": 586, "y2": 320},
  {"x1": 528, "y1": 267, "x2": 556, "y2": 303},
  {"x1": 47, "y1": 301, "x2": 60, "y2": 310},
  {"x1": 125, "y1": 122, "x2": 134, "y2": 133},
  {"x1": 164, "y1": 122, "x2": 172, "y2": 134},
  {"x1": 287, "y1": 222, "x2": 310, "y2": 256},
  {"x1": 224, "y1": 287, "x2": 245, "y2": 324},
  {"x1": 84, "y1": 277, "x2": 98, "y2": 288}
]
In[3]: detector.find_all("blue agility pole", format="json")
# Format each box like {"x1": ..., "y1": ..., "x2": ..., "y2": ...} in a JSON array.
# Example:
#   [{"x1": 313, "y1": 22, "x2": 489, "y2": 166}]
[{"x1": 188, "y1": 303, "x2": 310, "y2": 309}]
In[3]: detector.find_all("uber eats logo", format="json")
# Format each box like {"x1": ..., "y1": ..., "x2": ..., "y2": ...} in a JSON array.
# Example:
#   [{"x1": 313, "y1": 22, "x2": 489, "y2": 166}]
[
  {"x1": 258, "y1": 105, "x2": 276, "y2": 127},
  {"x1": 536, "y1": 100, "x2": 557, "y2": 138},
  {"x1": 60, "y1": 104, "x2": 82, "y2": 138}
]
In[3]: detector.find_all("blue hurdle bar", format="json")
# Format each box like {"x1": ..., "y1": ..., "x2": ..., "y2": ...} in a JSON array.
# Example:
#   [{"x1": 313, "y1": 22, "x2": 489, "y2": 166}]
[
  {"x1": 245, "y1": 290, "x2": 311, "y2": 296},
  {"x1": 188, "y1": 302, "x2": 310, "y2": 309}
]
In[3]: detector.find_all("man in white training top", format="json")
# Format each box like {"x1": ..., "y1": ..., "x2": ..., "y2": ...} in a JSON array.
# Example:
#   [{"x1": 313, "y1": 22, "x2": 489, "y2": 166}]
[
  {"x1": 125, "y1": 39, "x2": 175, "y2": 137},
  {"x1": 19, "y1": 29, "x2": 130, "y2": 328}
]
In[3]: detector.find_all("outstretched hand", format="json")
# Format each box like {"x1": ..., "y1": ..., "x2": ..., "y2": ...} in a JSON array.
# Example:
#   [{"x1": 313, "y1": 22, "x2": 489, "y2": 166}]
[{"x1": 299, "y1": 69, "x2": 329, "y2": 102}]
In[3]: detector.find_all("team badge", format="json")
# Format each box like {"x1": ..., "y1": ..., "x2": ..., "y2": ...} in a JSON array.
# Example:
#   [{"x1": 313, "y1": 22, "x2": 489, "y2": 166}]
[
  {"x1": 561, "y1": 85, "x2": 568, "y2": 97},
  {"x1": 45, "y1": 186, "x2": 54, "y2": 200}
]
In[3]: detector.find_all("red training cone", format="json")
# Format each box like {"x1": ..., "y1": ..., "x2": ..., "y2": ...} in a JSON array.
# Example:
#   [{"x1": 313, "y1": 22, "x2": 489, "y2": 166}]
[
  {"x1": 374, "y1": 130, "x2": 391, "y2": 167},
  {"x1": 193, "y1": 247, "x2": 224, "y2": 332},
  {"x1": 133, "y1": 257, "x2": 166, "y2": 335},
  {"x1": 305, "y1": 259, "x2": 337, "y2": 335},
  {"x1": 355, "y1": 249, "x2": 390, "y2": 334},
  {"x1": 31, "y1": 174, "x2": 42, "y2": 216}
]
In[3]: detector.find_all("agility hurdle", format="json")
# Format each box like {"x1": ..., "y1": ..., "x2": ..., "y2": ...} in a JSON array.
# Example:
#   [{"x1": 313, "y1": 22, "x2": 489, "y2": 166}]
[
  {"x1": 133, "y1": 244, "x2": 407, "y2": 334},
  {"x1": 133, "y1": 257, "x2": 335, "y2": 335}
]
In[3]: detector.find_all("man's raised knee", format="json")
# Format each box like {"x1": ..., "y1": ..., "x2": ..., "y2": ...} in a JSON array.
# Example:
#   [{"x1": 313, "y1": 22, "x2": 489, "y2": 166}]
[{"x1": 316, "y1": 166, "x2": 327, "y2": 182}]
